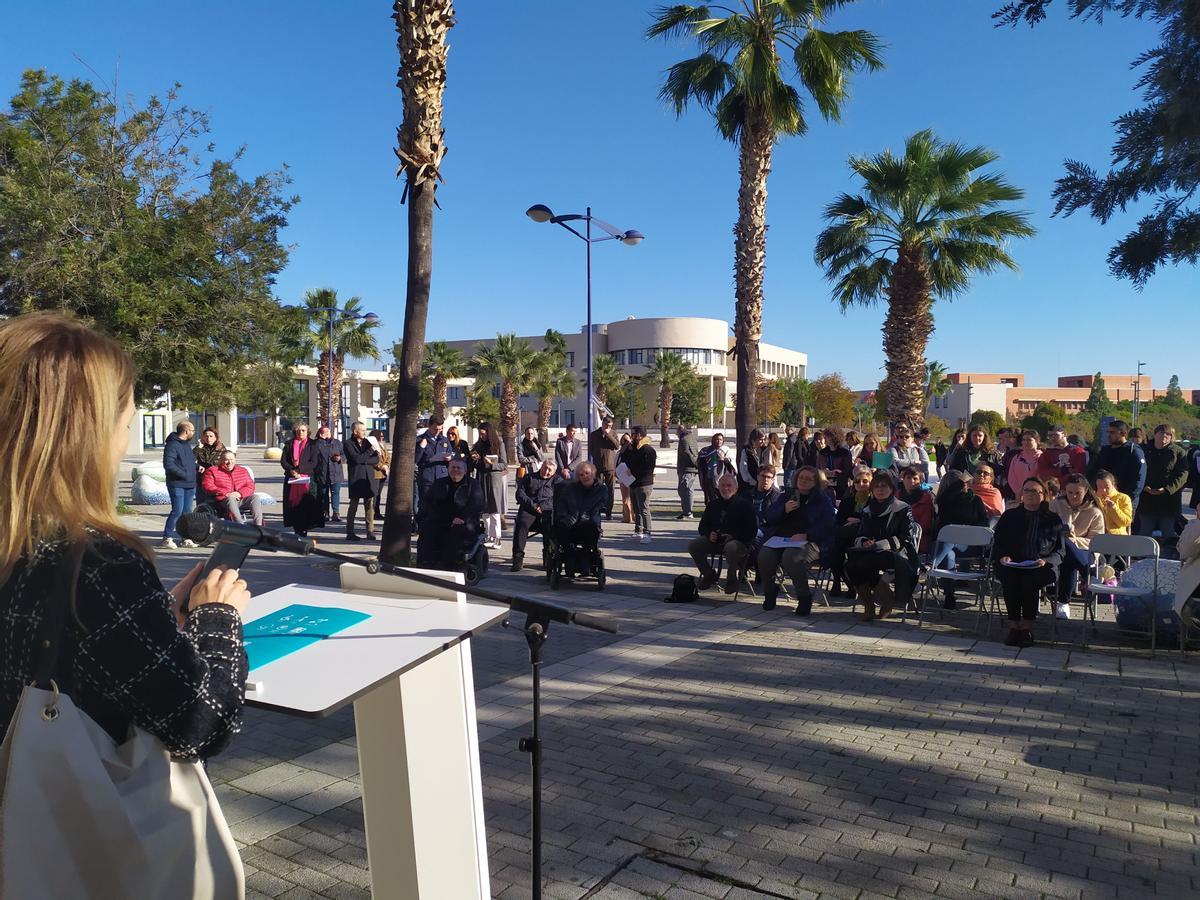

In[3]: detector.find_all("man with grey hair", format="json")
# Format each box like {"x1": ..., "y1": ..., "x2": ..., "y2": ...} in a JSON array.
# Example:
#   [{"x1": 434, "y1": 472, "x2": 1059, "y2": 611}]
[
  {"x1": 201, "y1": 450, "x2": 265, "y2": 526},
  {"x1": 689, "y1": 474, "x2": 757, "y2": 593},
  {"x1": 512, "y1": 457, "x2": 562, "y2": 571}
]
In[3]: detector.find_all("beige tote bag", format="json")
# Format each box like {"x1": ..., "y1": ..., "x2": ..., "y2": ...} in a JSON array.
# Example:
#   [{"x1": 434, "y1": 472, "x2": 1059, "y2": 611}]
[{"x1": 0, "y1": 550, "x2": 244, "y2": 899}]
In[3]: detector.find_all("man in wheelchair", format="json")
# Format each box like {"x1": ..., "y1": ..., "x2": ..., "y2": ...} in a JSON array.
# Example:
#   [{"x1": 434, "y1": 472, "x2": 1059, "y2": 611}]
[
  {"x1": 200, "y1": 450, "x2": 265, "y2": 526},
  {"x1": 550, "y1": 462, "x2": 606, "y2": 580},
  {"x1": 512, "y1": 457, "x2": 561, "y2": 572},
  {"x1": 416, "y1": 457, "x2": 485, "y2": 570}
]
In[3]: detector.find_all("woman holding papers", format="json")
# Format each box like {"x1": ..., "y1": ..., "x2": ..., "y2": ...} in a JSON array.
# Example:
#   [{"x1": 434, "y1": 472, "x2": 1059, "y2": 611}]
[
  {"x1": 843, "y1": 470, "x2": 920, "y2": 622},
  {"x1": 758, "y1": 466, "x2": 835, "y2": 616},
  {"x1": 281, "y1": 422, "x2": 324, "y2": 535},
  {"x1": 992, "y1": 476, "x2": 1065, "y2": 648}
]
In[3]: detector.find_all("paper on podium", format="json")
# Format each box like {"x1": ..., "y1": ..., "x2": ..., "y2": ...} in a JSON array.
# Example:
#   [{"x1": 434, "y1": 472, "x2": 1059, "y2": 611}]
[{"x1": 241, "y1": 583, "x2": 507, "y2": 717}]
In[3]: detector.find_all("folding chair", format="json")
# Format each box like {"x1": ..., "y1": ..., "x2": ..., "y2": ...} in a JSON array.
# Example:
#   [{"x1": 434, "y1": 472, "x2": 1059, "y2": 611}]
[
  {"x1": 914, "y1": 525, "x2": 994, "y2": 629},
  {"x1": 708, "y1": 548, "x2": 757, "y2": 597},
  {"x1": 1084, "y1": 534, "x2": 1161, "y2": 653},
  {"x1": 851, "y1": 523, "x2": 921, "y2": 618}
]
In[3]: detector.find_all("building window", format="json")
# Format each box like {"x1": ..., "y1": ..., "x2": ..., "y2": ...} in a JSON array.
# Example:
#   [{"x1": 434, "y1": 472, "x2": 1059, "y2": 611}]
[
  {"x1": 627, "y1": 349, "x2": 644, "y2": 365},
  {"x1": 447, "y1": 386, "x2": 464, "y2": 403},
  {"x1": 491, "y1": 384, "x2": 501, "y2": 399},
  {"x1": 645, "y1": 348, "x2": 658, "y2": 364},
  {"x1": 237, "y1": 411, "x2": 269, "y2": 445},
  {"x1": 187, "y1": 411, "x2": 217, "y2": 435},
  {"x1": 566, "y1": 351, "x2": 575, "y2": 368},
  {"x1": 565, "y1": 409, "x2": 576, "y2": 426},
  {"x1": 368, "y1": 416, "x2": 390, "y2": 437},
  {"x1": 142, "y1": 415, "x2": 166, "y2": 449},
  {"x1": 610, "y1": 350, "x2": 625, "y2": 365},
  {"x1": 369, "y1": 385, "x2": 384, "y2": 407}
]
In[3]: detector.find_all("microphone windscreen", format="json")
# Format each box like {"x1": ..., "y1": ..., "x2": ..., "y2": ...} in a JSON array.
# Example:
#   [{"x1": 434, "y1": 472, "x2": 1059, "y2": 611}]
[{"x1": 176, "y1": 511, "x2": 217, "y2": 545}]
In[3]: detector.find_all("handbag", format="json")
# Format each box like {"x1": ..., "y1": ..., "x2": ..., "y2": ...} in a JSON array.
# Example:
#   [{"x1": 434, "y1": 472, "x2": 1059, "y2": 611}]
[{"x1": 0, "y1": 545, "x2": 244, "y2": 899}]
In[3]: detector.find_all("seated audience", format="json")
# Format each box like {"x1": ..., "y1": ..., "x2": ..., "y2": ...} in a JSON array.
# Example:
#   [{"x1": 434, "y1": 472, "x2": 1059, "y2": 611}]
[
  {"x1": 946, "y1": 425, "x2": 1000, "y2": 475},
  {"x1": 200, "y1": 451, "x2": 264, "y2": 526},
  {"x1": 552, "y1": 462, "x2": 607, "y2": 574},
  {"x1": 829, "y1": 466, "x2": 873, "y2": 597},
  {"x1": 759, "y1": 466, "x2": 836, "y2": 616},
  {"x1": 689, "y1": 474, "x2": 757, "y2": 594},
  {"x1": 417, "y1": 458, "x2": 484, "y2": 570},
  {"x1": 992, "y1": 476, "x2": 1065, "y2": 648},
  {"x1": 511, "y1": 458, "x2": 561, "y2": 572},
  {"x1": 971, "y1": 463, "x2": 1006, "y2": 518},
  {"x1": 816, "y1": 427, "x2": 854, "y2": 499},
  {"x1": 929, "y1": 472, "x2": 990, "y2": 609},
  {"x1": 1006, "y1": 430, "x2": 1043, "y2": 498},
  {"x1": 859, "y1": 432, "x2": 884, "y2": 468},
  {"x1": 844, "y1": 470, "x2": 919, "y2": 622},
  {"x1": 737, "y1": 429, "x2": 765, "y2": 493},
  {"x1": 750, "y1": 464, "x2": 784, "y2": 544},
  {"x1": 1049, "y1": 473, "x2": 1105, "y2": 618},
  {"x1": 897, "y1": 465, "x2": 934, "y2": 555},
  {"x1": 1093, "y1": 469, "x2": 1133, "y2": 535},
  {"x1": 890, "y1": 425, "x2": 930, "y2": 479}
]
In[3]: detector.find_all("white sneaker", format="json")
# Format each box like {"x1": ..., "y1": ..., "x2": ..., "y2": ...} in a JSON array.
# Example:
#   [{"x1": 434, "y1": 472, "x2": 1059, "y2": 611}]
[
  {"x1": 1054, "y1": 602, "x2": 1071, "y2": 619},
  {"x1": 159, "y1": 538, "x2": 177, "y2": 550},
  {"x1": 640, "y1": 533, "x2": 651, "y2": 544},
  {"x1": 180, "y1": 539, "x2": 198, "y2": 549}
]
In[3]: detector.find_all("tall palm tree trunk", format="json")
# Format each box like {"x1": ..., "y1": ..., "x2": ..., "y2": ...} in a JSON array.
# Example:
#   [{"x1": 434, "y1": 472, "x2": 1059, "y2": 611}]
[
  {"x1": 316, "y1": 351, "x2": 332, "y2": 427},
  {"x1": 883, "y1": 246, "x2": 933, "y2": 429},
  {"x1": 659, "y1": 388, "x2": 673, "y2": 448},
  {"x1": 381, "y1": 0, "x2": 453, "y2": 565},
  {"x1": 733, "y1": 114, "x2": 771, "y2": 451},
  {"x1": 432, "y1": 372, "x2": 447, "y2": 420},
  {"x1": 501, "y1": 381, "x2": 519, "y2": 462},
  {"x1": 537, "y1": 395, "x2": 552, "y2": 448}
]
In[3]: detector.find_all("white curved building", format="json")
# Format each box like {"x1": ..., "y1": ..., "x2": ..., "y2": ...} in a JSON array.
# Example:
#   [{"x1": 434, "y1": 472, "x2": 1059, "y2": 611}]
[{"x1": 443, "y1": 315, "x2": 807, "y2": 429}]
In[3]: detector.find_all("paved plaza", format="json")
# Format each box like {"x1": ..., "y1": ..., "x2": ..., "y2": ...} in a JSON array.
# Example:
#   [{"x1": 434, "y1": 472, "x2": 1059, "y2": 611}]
[{"x1": 123, "y1": 453, "x2": 1200, "y2": 899}]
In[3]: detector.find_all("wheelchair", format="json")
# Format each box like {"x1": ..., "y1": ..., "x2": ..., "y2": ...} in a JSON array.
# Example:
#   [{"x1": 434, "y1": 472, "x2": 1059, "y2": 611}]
[
  {"x1": 545, "y1": 525, "x2": 606, "y2": 591},
  {"x1": 417, "y1": 518, "x2": 490, "y2": 586}
]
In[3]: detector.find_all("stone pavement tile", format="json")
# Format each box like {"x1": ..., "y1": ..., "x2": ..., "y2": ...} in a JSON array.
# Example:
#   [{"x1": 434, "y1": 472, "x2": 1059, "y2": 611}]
[
  {"x1": 587, "y1": 884, "x2": 645, "y2": 900},
  {"x1": 232, "y1": 805, "x2": 313, "y2": 844},
  {"x1": 288, "y1": 742, "x2": 360, "y2": 779}
]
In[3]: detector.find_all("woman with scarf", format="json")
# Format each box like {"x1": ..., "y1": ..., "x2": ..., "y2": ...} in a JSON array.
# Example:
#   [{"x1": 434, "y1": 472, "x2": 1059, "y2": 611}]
[
  {"x1": 844, "y1": 470, "x2": 919, "y2": 622},
  {"x1": 992, "y1": 476, "x2": 1065, "y2": 647},
  {"x1": 281, "y1": 423, "x2": 323, "y2": 535}
]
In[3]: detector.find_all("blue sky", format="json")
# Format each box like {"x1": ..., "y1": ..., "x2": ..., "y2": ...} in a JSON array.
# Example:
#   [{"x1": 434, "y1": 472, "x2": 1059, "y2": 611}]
[{"x1": 4, "y1": 1, "x2": 1195, "y2": 390}]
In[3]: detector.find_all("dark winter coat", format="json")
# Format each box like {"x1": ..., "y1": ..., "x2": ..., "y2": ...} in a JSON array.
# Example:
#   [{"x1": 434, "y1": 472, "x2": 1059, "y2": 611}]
[
  {"x1": 280, "y1": 437, "x2": 323, "y2": 532},
  {"x1": 516, "y1": 471, "x2": 561, "y2": 517},
  {"x1": 676, "y1": 429, "x2": 699, "y2": 472},
  {"x1": 625, "y1": 440, "x2": 658, "y2": 489},
  {"x1": 697, "y1": 494, "x2": 757, "y2": 546},
  {"x1": 1088, "y1": 441, "x2": 1147, "y2": 505},
  {"x1": 816, "y1": 445, "x2": 854, "y2": 498},
  {"x1": 763, "y1": 489, "x2": 837, "y2": 562},
  {"x1": 314, "y1": 438, "x2": 346, "y2": 485},
  {"x1": 344, "y1": 436, "x2": 381, "y2": 499},
  {"x1": 946, "y1": 446, "x2": 1001, "y2": 476},
  {"x1": 588, "y1": 428, "x2": 619, "y2": 473},
  {"x1": 415, "y1": 430, "x2": 453, "y2": 489},
  {"x1": 554, "y1": 480, "x2": 607, "y2": 530},
  {"x1": 473, "y1": 440, "x2": 508, "y2": 514},
  {"x1": 933, "y1": 481, "x2": 990, "y2": 535},
  {"x1": 782, "y1": 433, "x2": 807, "y2": 472},
  {"x1": 421, "y1": 475, "x2": 484, "y2": 534},
  {"x1": 162, "y1": 432, "x2": 197, "y2": 488},
  {"x1": 849, "y1": 496, "x2": 920, "y2": 571},
  {"x1": 518, "y1": 437, "x2": 544, "y2": 472},
  {"x1": 992, "y1": 505, "x2": 1065, "y2": 579},
  {"x1": 1139, "y1": 441, "x2": 1189, "y2": 517}
]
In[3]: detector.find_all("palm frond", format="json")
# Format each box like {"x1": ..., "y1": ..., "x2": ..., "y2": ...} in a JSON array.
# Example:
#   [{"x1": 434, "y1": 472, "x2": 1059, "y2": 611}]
[
  {"x1": 794, "y1": 29, "x2": 884, "y2": 121},
  {"x1": 646, "y1": 4, "x2": 712, "y2": 39},
  {"x1": 831, "y1": 255, "x2": 891, "y2": 309},
  {"x1": 659, "y1": 54, "x2": 735, "y2": 114}
]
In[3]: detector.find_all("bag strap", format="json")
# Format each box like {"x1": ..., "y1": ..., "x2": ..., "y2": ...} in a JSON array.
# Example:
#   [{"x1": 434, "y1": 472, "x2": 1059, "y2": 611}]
[{"x1": 31, "y1": 541, "x2": 82, "y2": 689}]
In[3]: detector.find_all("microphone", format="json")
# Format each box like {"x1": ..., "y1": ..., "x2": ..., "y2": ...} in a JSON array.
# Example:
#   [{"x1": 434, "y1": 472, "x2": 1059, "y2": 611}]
[{"x1": 177, "y1": 512, "x2": 315, "y2": 555}]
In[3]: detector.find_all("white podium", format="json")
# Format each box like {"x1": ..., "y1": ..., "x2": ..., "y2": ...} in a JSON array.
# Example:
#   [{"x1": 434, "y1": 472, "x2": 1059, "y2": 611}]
[{"x1": 242, "y1": 569, "x2": 508, "y2": 899}]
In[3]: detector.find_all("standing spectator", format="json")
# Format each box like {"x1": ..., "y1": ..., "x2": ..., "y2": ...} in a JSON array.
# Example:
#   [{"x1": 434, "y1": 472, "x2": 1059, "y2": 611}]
[
  {"x1": 281, "y1": 423, "x2": 323, "y2": 536},
  {"x1": 897, "y1": 466, "x2": 934, "y2": 555},
  {"x1": 415, "y1": 415, "x2": 453, "y2": 518},
  {"x1": 698, "y1": 433, "x2": 735, "y2": 506},
  {"x1": 589, "y1": 416, "x2": 620, "y2": 520},
  {"x1": 194, "y1": 427, "x2": 226, "y2": 486},
  {"x1": 675, "y1": 423, "x2": 699, "y2": 520},
  {"x1": 511, "y1": 459, "x2": 561, "y2": 571},
  {"x1": 368, "y1": 428, "x2": 390, "y2": 520},
  {"x1": 554, "y1": 424, "x2": 583, "y2": 478},
  {"x1": 615, "y1": 433, "x2": 635, "y2": 524},
  {"x1": 845, "y1": 430, "x2": 863, "y2": 464},
  {"x1": 948, "y1": 425, "x2": 998, "y2": 475},
  {"x1": 1094, "y1": 469, "x2": 1134, "y2": 534},
  {"x1": 929, "y1": 472, "x2": 990, "y2": 609},
  {"x1": 737, "y1": 429, "x2": 764, "y2": 493},
  {"x1": 766, "y1": 432, "x2": 784, "y2": 473},
  {"x1": 1185, "y1": 441, "x2": 1200, "y2": 511},
  {"x1": 472, "y1": 422, "x2": 508, "y2": 549},
  {"x1": 1138, "y1": 424, "x2": 1189, "y2": 555},
  {"x1": 1088, "y1": 420, "x2": 1147, "y2": 512},
  {"x1": 1006, "y1": 431, "x2": 1043, "y2": 498},
  {"x1": 343, "y1": 421, "x2": 381, "y2": 541},
  {"x1": 936, "y1": 429, "x2": 965, "y2": 477},
  {"x1": 162, "y1": 421, "x2": 198, "y2": 550},
  {"x1": 202, "y1": 451, "x2": 264, "y2": 526},
  {"x1": 995, "y1": 428, "x2": 1020, "y2": 502},
  {"x1": 1049, "y1": 473, "x2": 1105, "y2": 618},
  {"x1": 1039, "y1": 425, "x2": 1087, "y2": 484},
  {"x1": 805, "y1": 429, "x2": 826, "y2": 469},
  {"x1": 447, "y1": 425, "x2": 471, "y2": 462},
  {"x1": 1129, "y1": 427, "x2": 1148, "y2": 448},
  {"x1": 970, "y1": 463, "x2": 1006, "y2": 519},
  {"x1": 625, "y1": 425, "x2": 658, "y2": 543},
  {"x1": 1068, "y1": 433, "x2": 1090, "y2": 468},
  {"x1": 889, "y1": 424, "x2": 930, "y2": 480},
  {"x1": 993, "y1": 477, "x2": 1065, "y2": 648},
  {"x1": 844, "y1": 471, "x2": 919, "y2": 622},
  {"x1": 759, "y1": 466, "x2": 836, "y2": 615},
  {"x1": 516, "y1": 426, "x2": 543, "y2": 473},
  {"x1": 314, "y1": 425, "x2": 346, "y2": 523},
  {"x1": 815, "y1": 427, "x2": 854, "y2": 499},
  {"x1": 690, "y1": 474, "x2": 757, "y2": 593},
  {"x1": 782, "y1": 426, "x2": 809, "y2": 485}
]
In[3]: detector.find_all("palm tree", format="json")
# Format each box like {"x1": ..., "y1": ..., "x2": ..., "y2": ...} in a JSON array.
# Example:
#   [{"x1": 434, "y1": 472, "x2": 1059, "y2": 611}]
[
  {"x1": 471, "y1": 333, "x2": 539, "y2": 460},
  {"x1": 298, "y1": 288, "x2": 381, "y2": 432},
  {"x1": 648, "y1": 2, "x2": 883, "y2": 450},
  {"x1": 531, "y1": 362, "x2": 580, "y2": 449},
  {"x1": 815, "y1": 130, "x2": 1035, "y2": 427},
  {"x1": 422, "y1": 340, "x2": 466, "y2": 419},
  {"x1": 923, "y1": 360, "x2": 952, "y2": 415},
  {"x1": 383, "y1": 0, "x2": 454, "y2": 564},
  {"x1": 645, "y1": 352, "x2": 696, "y2": 447},
  {"x1": 589, "y1": 353, "x2": 627, "y2": 414}
]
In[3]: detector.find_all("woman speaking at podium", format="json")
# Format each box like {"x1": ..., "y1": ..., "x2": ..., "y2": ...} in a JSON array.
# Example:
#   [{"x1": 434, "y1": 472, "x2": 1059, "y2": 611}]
[{"x1": 0, "y1": 313, "x2": 252, "y2": 897}]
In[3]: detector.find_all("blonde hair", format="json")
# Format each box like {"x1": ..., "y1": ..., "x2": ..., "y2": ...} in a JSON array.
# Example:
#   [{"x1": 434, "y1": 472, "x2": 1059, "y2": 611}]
[{"x1": 0, "y1": 314, "x2": 147, "y2": 582}]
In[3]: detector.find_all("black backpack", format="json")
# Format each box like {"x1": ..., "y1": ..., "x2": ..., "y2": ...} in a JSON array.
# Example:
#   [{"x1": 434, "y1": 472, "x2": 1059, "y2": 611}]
[{"x1": 666, "y1": 573, "x2": 699, "y2": 603}]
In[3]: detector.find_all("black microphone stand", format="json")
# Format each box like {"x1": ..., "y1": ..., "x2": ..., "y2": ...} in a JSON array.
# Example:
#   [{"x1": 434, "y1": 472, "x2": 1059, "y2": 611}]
[{"x1": 295, "y1": 543, "x2": 616, "y2": 900}]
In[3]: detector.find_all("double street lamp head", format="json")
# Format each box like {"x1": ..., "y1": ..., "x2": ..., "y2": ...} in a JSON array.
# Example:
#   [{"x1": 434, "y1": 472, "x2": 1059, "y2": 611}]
[{"x1": 526, "y1": 204, "x2": 644, "y2": 245}]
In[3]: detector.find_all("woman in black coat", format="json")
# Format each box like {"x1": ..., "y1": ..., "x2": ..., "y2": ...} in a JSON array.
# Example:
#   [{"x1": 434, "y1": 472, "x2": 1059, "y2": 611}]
[
  {"x1": 471, "y1": 422, "x2": 508, "y2": 548},
  {"x1": 343, "y1": 422, "x2": 381, "y2": 540},
  {"x1": 281, "y1": 423, "x2": 324, "y2": 535},
  {"x1": 992, "y1": 476, "x2": 1065, "y2": 648},
  {"x1": 844, "y1": 470, "x2": 920, "y2": 622}
]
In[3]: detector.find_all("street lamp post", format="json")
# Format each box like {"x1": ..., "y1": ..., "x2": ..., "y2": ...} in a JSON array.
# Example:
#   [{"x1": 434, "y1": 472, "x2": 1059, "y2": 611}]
[{"x1": 526, "y1": 204, "x2": 642, "y2": 433}]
